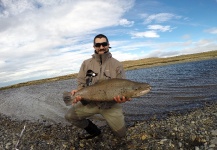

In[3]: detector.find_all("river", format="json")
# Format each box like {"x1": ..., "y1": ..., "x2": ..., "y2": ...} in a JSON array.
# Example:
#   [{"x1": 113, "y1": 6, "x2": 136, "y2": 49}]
[
  {"x1": 124, "y1": 58, "x2": 217, "y2": 121},
  {"x1": 0, "y1": 59, "x2": 216, "y2": 124}
]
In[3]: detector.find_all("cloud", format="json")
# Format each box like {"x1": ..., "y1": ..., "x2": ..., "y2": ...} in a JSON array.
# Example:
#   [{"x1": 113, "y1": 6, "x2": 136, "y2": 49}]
[
  {"x1": 182, "y1": 34, "x2": 191, "y2": 40},
  {"x1": 0, "y1": 0, "x2": 134, "y2": 87},
  {"x1": 144, "y1": 39, "x2": 217, "y2": 58},
  {"x1": 130, "y1": 25, "x2": 172, "y2": 39},
  {"x1": 0, "y1": 0, "x2": 216, "y2": 88},
  {"x1": 119, "y1": 18, "x2": 134, "y2": 27},
  {"x1": 111, "y1": 37, "x2": 217, "y2": 60},
  {"x1": 143, "y1": 13, "x2": 182, "y2": 24},
  {"x1": 205, "y1": 27, "x2": 217, "y2": 34},
  {"x1": 147, "y1": 24, "x2": 172, "y2": 32},
  {"x1": 131, "y1": 31, "x2": 160, "y2": 38}
]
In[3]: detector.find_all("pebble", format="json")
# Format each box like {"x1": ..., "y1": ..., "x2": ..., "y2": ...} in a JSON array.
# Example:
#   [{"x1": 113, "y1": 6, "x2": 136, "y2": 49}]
[
  {"x1": 211, "y1": 130, "x2": 217, "y2": 136},
  {"x1": 5, "y1": 143, "x2": 12, "y2": 149},
  {"x1": 211, "y1": 137, "x2": 217, "y2": 145},
  {"x1": 195, "y1": 146, "x2": 199, "y2": 150},
  {"x1": 0, "y1": 103, "x2": 216, "y2": 150}
]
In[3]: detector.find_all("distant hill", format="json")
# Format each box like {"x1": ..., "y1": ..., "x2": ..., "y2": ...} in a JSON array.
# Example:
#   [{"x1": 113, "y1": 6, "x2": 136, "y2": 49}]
[
  {"x1": 1, "y1": 50, "x2": 217, "y2": 90},
  {"x1": 122, "y1": 50, "x2": 217, "y2": 70}
]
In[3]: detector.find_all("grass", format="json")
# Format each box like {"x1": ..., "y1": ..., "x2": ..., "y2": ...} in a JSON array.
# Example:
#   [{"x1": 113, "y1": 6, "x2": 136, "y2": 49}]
[
  {"x1": 1, "y1": 50, "x2": 217, "y2": 90},
  {"x1": 123, "y1": 50, "x2": 217, "y2": 70}
]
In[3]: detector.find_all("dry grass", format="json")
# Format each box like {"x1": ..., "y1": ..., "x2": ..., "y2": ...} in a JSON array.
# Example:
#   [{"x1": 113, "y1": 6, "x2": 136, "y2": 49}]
[
  {"x1": 1, "y1": 50, "x2": 217, "y2": 90},
  {"x1": 123, "y1": 50, "x2": 217, "y2": 70}
]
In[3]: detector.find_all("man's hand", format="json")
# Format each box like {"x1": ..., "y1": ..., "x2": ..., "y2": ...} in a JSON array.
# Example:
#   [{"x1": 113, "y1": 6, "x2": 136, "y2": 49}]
[
  {"x1": 71, "y1": 90, "x2": 82, "y2": 105},
  {"x1": 113, "y1": 95, "x2": 131, "y2": 103}
]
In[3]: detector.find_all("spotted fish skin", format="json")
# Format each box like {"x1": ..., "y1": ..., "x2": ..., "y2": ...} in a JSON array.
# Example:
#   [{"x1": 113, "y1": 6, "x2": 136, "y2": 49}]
[{"x1": 63, "y1": 78, "x2": 151, "y2": 106}]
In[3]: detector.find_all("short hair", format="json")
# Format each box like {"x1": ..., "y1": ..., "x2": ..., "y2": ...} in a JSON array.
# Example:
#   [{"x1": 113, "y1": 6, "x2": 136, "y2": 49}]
[{"x1": 93, "y1": 34, "x2": 109, "y2": 45}]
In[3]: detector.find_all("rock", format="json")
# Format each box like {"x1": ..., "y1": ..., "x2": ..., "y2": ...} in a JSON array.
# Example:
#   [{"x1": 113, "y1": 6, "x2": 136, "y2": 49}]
[
  {"x1": 0, "y1": 102, "x2": 217, "y2": 149},
  {"x1": 159, "y1": 139, "x2": 167, "y2": 144},
  {"x1": 209, "y1": 144, "x2": 216, "y2": 148},
  {"x1": 5, "y1": 143, "x2": 12, "y2": 149},
  {"x1": 210, "y1": 137, "x2": 217, "y2": 145},
  {"x1": 178, "y1": 142, "x2": 182, "y2": 148},
  {"x1": 195, "y1": 146, "x2": 199, "y2": 150},
  {"x1": 211, "y1": 130, "x2": 217, "y2": 136},
  {"x1": 141, "y1": 134, "x2": 148, "y2": 140}
]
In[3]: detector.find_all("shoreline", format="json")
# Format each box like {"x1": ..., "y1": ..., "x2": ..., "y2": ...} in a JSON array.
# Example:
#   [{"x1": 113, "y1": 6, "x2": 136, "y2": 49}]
[{"x1": 1, "y1": 102, "x2": 216, "y2": 149}]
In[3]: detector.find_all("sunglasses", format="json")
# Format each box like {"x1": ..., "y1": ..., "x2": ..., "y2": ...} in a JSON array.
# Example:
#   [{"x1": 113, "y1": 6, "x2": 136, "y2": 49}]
[{"x1": 94, "y1": 42, "x2": 108, "y2": 47}]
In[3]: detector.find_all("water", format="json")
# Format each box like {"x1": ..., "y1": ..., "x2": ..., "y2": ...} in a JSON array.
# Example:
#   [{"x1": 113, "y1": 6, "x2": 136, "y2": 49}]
[
  {"x1": 0, "y1": 59, "x2": 216, "y2": 124},
  {"x1": 123, "y1": 59, "x2": 217, "y2": 121}
]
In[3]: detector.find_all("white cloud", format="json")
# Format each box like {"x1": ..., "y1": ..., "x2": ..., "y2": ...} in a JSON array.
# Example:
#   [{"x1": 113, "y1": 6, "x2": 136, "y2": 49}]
[
  {"x1": 0, "y1": 0, "x2": 216, "y2": 88},
  {"x1": 112, "y1": 37, "x2": 217, "y2": 59},
  {"x1": 147, "y1": 24, "x2": 172, "y2": 32},
  {"x1": 182, "y1": 34, "x2": 191, "y2": 40},
  {"x1": 205, "y1": 27, "x2": 217, "y2": 34},
  {"x1": 0, "y1": 0, "x2": 134, "y2": 87},
  {"x1": 144, "y1": 39, "x2": 217, "y2": 58},
  {"x1": 131, "y1": 31, "x2": 159, "y2": 38},
  {"x1": 119, "y1": 18, "x2": 134, "y2": 27},
  {"x1": 143, "y1": 13, "x2": 182, "y2": 24},
  {"x1": 0, "y1": 0, "x2": 34, "y2": 17}
]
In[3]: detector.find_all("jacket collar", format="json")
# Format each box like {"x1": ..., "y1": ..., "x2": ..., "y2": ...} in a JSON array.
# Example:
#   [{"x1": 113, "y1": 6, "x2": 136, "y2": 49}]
[{"x1": 92, "y1": 52, "x2": 112, "y2": 64}]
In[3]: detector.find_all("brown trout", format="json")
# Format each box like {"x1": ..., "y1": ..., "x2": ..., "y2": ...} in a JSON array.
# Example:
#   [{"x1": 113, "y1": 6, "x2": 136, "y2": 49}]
[{"x1": 63, "y1": 78, "x2": 151, "y2": 106}]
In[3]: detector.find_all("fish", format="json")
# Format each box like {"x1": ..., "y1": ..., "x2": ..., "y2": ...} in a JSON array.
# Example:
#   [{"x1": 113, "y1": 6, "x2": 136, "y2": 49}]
[{"x1": 63, "y1": 78, "x2": 151, "y2": 106}]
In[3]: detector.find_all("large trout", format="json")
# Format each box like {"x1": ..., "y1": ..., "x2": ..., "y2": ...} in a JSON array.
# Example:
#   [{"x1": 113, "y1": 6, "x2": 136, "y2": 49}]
[{"x1": 63, "y1": 78, "x2": 151, "y2": 106}]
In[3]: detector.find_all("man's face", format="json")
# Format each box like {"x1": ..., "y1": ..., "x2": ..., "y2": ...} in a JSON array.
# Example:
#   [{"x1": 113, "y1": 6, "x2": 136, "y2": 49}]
[{"x1": 93, "y1": 37, "x2": 110, "y2": 55}]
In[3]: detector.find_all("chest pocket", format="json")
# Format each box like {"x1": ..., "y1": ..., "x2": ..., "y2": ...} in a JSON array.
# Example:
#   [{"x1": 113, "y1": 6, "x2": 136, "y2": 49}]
[{"x1": 104, "y1": 69, "x2": 111, "y2": 79}]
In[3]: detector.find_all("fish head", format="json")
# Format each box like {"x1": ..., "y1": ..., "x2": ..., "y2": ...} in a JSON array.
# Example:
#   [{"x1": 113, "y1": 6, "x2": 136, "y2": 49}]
[{"x1": 131, "y1": 83, "x2": 151, "y2": 97}]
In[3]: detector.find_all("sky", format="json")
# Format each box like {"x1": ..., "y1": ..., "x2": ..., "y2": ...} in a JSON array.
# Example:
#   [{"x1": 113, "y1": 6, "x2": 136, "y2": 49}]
[{"x1": 0, "y1": 0, "x2": 217, "y2": 88}]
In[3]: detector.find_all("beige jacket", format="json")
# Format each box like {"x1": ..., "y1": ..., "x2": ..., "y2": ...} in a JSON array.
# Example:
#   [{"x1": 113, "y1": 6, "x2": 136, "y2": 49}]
[{"x1": 76, "y1": 51, "x2": 126, "y2": 108}]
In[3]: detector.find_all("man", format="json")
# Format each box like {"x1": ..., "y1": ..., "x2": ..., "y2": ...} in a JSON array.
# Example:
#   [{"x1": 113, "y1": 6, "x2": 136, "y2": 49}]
[{"x1": 65, "y1": 34, "x2": 130, "y2": 139}]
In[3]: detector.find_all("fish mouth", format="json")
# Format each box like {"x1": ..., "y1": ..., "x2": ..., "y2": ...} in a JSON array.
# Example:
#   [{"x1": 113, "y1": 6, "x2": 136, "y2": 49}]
[
  {"x1": 135, "y1": 88, "x2": 151, "y2": 97},
  {"x1": 140, "y1": 89, "x2": 151, "y2": 95}
]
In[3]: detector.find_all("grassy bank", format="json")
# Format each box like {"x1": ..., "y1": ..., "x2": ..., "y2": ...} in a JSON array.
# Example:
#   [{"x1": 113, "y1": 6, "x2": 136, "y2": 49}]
[
  {"x1": 1, "y1": 50, "x2": 217, "y2": 90},
  {"x1": 123, "y1": 50, "x2": 217, "y2": 70}
]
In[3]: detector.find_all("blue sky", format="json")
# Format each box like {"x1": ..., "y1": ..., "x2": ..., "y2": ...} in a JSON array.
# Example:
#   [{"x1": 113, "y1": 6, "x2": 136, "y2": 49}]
[{"x1": 0, "y1": 0, "x2": 217, "y2": 87}]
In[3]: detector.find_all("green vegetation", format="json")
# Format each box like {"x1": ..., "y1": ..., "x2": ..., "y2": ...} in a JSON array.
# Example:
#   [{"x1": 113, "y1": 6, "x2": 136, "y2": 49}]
[{"x1": 1, "y1": 50, "x2": 217, "y2": 90}]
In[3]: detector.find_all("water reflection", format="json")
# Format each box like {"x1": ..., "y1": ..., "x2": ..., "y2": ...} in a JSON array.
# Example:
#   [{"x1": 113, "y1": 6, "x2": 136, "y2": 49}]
[{"x1": 123, "y1": 59, "x2": 217, "y2": 121}]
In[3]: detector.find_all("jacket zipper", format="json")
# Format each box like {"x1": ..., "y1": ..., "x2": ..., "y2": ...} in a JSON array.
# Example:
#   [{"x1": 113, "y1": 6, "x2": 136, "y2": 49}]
[{"x1": 99, "y1": 55, "x2": 102, "y2": 78}]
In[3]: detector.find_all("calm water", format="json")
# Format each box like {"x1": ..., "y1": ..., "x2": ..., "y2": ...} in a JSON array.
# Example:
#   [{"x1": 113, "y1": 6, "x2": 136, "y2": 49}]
[{"x1": 123, "y1": 58, "x2": 217, "y2": 121}]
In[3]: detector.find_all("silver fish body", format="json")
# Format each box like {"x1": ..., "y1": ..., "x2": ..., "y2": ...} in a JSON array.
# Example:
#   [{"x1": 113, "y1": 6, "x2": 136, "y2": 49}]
[{"x1": 63, "y1": 78, "x2": 151, "y2": 106}]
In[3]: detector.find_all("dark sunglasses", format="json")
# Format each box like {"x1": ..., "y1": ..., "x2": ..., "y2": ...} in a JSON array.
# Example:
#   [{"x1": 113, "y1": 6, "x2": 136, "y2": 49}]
[{"x1": 94, "y1": 42, "x2": 108, "y2": 47}]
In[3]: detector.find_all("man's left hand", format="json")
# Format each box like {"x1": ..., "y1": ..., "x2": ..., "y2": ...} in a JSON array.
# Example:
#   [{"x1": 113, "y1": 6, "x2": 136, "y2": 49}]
[{"x1": 114, "y1": 95, "x2": 131, "y2": 103}]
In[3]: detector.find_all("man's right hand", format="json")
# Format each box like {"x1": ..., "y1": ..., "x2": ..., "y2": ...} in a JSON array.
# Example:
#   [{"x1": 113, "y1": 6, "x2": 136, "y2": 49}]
[{"x1": 71, "y1": 90, "x2": 82, "y2": 104}]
